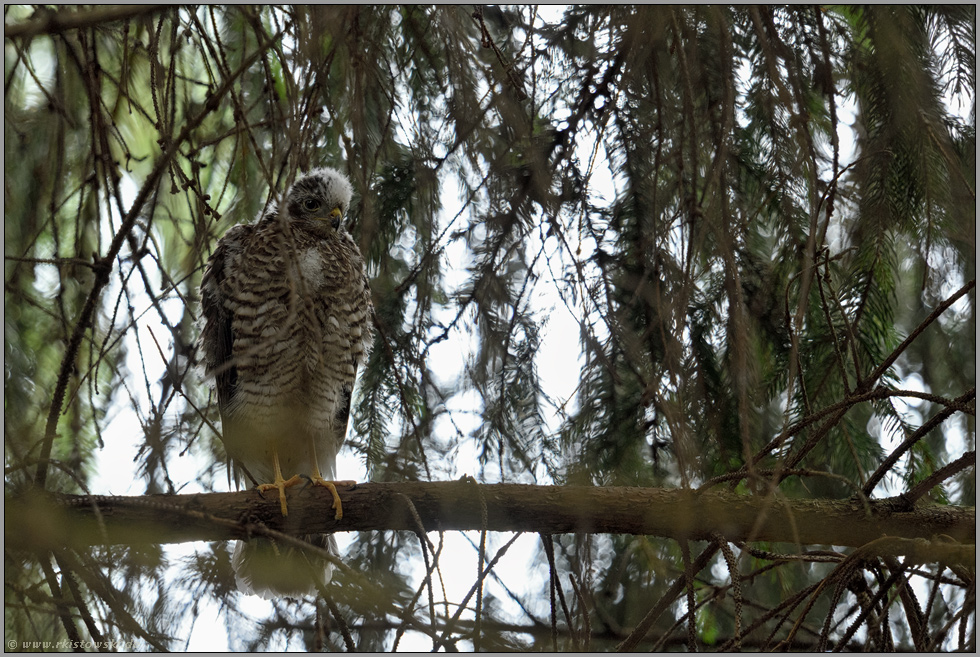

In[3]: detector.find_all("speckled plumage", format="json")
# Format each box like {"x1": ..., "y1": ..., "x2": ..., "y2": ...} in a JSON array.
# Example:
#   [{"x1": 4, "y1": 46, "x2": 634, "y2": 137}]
[{"x1": 200, "y1": 167, "x2": 372, "y2": 597}]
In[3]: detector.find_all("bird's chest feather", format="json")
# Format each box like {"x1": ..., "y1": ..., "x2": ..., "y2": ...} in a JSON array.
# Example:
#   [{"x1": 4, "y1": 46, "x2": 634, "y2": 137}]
[
  {"x1": 296, "y1": 247, "x2": 327, "y2": 290},
  {"x1": 225, "y1": 240, "x2": 361, "y2": 403},
  {"x1": 294, "y1": 246, "x2": 358, "y2": 362}
]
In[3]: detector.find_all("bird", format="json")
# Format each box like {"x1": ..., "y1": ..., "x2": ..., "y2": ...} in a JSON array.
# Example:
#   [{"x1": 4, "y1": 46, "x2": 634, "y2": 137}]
[{"x1": 199, "y1": 167, "x2": 373, "y2": 597}]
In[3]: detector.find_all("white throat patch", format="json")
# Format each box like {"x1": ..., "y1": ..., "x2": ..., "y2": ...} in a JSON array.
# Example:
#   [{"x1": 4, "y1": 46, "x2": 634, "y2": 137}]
[{"x1": 297, "y1": 248, "x2": 324, "y2": 288}]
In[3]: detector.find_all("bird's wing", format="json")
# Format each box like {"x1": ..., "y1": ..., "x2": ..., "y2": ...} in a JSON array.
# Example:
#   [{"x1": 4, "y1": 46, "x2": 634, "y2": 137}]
[
  {"x1": 329, "y1": 275, "x2": 373, "y2": 456},
  {"x1": 200, "y1": 224, "x2": 253, "y2": 414},
  {"x1": 336, "y1": 366, "x2": 356, "y2": 432}
]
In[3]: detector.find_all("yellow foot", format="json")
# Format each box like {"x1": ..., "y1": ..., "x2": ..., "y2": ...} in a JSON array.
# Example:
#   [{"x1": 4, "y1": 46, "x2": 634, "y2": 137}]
[
  {"x1": 257, "y1": 474, "x2": 305, "y2": 516},
  {"x1": 311, "y1": 477, "x2": 356, "y2": 520}
]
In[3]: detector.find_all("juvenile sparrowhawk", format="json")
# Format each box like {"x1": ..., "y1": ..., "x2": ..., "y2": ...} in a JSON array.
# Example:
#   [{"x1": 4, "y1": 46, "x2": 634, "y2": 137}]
[{"x1": 200, "y1": 167, "x2": 372, "y2": 597}]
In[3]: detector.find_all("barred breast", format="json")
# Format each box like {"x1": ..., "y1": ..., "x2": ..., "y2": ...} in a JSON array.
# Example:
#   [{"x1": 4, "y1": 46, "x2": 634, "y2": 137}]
[{"x1": 208, "y1": 216, "x2": 373, "y2": 485}]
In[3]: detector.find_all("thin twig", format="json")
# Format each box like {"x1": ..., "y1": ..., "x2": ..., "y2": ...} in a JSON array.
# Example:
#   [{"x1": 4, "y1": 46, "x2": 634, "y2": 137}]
[{"x1": 34, "y1": 25, "x2": 285, "y2": 491}]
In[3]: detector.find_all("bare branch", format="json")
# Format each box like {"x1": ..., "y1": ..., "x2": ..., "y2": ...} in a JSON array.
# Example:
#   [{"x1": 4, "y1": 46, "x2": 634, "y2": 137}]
[
  {"x1": 8, "y1": 482, "x2": 974, "y2": 568},
  {"x1": 4, "y1": 5, "x2": 168, "y2": 39}
]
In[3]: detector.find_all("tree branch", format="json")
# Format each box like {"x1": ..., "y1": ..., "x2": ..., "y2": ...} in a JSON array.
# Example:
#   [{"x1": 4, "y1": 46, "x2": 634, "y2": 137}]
[
  {"x1": 4, "y1": 5, "x2": 168, "y2": 39},
  {"x1": 8, "y1": 482, "x2": 974, "y2": 567}
]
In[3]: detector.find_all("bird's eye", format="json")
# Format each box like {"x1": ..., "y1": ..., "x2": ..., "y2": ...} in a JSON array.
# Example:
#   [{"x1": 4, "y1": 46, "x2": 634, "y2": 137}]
[{"x1": 303, "y1": 199, "x2": 321, "y2": 212}]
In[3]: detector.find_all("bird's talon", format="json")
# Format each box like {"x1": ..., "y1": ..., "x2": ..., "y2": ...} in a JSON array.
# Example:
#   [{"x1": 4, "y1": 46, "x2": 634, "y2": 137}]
[
  {"x1": 257, "y1": 474, "x2": 305, "y2": 516},
  {"x1": 311, "y1": 478, "x2": 355, "y2": 520}
]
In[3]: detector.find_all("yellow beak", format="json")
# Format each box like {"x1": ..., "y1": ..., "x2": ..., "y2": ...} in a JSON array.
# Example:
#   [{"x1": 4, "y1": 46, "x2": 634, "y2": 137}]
[{"x1": 315, "y1": 207, "x2": 343, "y2": 221}]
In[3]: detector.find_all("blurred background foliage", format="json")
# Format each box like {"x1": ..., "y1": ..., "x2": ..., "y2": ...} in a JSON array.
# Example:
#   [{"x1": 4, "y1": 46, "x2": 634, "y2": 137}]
[{"x1": 4, "y1": 4, "x2": 975, "y2": 651}]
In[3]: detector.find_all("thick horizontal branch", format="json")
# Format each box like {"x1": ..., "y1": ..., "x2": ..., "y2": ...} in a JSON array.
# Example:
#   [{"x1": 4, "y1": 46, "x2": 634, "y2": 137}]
[
  {"x1": 4, "y1": 5, "x2": 168, "y2": 39},
  {"x1": 7, "y1": 482, "x2": 974, "y2": 567}
]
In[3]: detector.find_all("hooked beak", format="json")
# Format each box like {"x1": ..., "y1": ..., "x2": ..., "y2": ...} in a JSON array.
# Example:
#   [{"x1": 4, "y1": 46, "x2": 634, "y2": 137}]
[{"x1": 320, "y1": 207, "x2": 342, "y2": 229}]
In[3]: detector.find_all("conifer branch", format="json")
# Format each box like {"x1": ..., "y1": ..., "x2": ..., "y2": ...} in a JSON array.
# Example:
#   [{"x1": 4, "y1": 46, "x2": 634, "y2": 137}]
[{"x1": 8, "y1": 482, "x2": 974, "y2": 568}]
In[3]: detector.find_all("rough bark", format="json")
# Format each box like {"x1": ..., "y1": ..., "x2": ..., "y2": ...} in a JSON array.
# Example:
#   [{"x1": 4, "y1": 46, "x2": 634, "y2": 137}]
[{"x1": 7, "y1": 481, "x2": 974, "y2": 567}]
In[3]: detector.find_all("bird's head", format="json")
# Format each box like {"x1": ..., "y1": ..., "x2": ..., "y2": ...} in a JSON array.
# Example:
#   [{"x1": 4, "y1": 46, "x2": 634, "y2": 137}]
[{"x1": 285, "y1": 167, "x2": 353, "y2": 230}]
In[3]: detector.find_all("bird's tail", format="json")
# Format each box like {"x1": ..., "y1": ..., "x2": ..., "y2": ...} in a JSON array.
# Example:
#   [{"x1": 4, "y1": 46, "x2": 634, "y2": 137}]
[{"x1": 232, "y1": 534, "x2": 337, "y2": 599}]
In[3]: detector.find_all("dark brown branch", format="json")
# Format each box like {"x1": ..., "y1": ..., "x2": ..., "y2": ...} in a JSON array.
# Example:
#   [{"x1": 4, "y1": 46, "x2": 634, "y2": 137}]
[
  {"x1": 863, "y1": 388, "x2": 976, "y2": 496},
  {"x1": 904, "y1": 450, "x2": 976, "y2": 505},
  {"x1": 8, "y1": 482, "x2": 974, "y2": 568},
  {"x1": 471, "y1": 7, "x2": 528, "y2": 101},
  {"x1": 4, "y1": 5, "x2": 168, "y2": 39},
  {"x1": 617, "y1": 541, "x2": 720, "y2": 651},
  {"x1": 865, "y1": 279, "x2": 975, "y2": 390}
]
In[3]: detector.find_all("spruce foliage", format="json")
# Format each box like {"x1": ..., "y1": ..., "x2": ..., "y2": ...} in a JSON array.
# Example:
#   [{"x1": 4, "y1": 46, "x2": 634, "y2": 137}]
[{"x1": 5, "y1": 5, "x2": 974, "y2": 650}]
